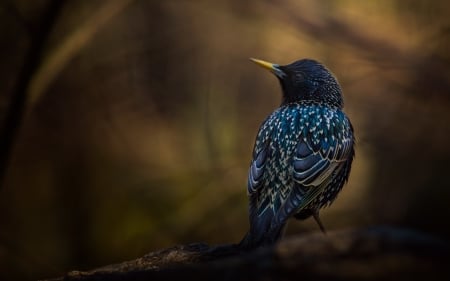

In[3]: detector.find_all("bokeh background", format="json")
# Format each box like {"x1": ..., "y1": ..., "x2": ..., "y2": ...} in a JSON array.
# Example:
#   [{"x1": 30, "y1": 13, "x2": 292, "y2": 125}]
[{"x1": 1, "y1": 0, "x2": 449, "y2": 280}]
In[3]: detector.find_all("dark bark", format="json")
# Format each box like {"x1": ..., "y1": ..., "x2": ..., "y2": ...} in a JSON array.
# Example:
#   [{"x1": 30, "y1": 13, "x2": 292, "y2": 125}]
[{"x1": 41, "y1": 226, "x2": 450, "y2": 281}]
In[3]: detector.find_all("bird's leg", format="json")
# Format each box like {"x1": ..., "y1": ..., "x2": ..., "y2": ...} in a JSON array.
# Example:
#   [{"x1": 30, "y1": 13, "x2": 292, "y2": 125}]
[{"x1": 312, "y1": 211, "x2": 326, "y2": 234}]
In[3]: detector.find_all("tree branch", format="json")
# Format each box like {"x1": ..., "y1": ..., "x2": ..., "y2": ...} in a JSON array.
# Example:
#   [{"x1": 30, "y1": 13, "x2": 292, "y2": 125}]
[{"x1": 41, "y1": 226, "x2": 450, "y2": 281}]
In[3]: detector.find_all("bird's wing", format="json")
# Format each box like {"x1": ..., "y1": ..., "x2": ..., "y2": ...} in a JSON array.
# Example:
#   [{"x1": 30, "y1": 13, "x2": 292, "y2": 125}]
[
  {"x1": 270, "y1": 126, "x2": 353, "y2": 230},
  {"x1": 247, "y1": 142, "x2": 269, "y2": 196},
  {"x1": 246, "y1": 141, "x2": 276, "y2": 245},
  {"x1": 291, "y1": 123, "x2": 354, "y2": 211}
]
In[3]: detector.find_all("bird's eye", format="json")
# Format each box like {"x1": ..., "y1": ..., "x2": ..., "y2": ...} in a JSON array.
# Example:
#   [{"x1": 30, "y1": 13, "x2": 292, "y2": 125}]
[{"x1": 294, "y1": 72, "x2": 305, "y2": 83}]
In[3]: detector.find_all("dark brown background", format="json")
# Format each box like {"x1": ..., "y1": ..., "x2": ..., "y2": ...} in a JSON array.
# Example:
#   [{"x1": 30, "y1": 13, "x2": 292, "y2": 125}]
[{"x1": 0, "y1": 1, "x2": 449, "y2": 280}]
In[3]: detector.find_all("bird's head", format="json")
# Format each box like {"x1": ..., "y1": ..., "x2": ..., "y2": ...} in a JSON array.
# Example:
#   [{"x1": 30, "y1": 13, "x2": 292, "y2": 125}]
[{"x1": 250, "y1": 58, "x2": 343, "y2": 108}]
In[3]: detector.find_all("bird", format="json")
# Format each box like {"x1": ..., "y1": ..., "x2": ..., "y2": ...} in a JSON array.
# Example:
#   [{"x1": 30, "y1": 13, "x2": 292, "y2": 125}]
[{"x1": 239, "y1": 58, "x2": 355, "y2": 249}]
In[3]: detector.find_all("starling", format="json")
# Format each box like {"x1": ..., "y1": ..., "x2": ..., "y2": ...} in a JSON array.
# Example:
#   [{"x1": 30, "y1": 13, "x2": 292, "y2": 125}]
[{"x1": 240, "y1": 58, "x2": 355, "y2": 249}]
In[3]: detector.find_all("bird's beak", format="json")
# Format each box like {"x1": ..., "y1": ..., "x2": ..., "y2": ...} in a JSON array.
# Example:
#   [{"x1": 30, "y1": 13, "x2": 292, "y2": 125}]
[{"x1": 250, "y1": 58, "x2": 285, "y2": 78}]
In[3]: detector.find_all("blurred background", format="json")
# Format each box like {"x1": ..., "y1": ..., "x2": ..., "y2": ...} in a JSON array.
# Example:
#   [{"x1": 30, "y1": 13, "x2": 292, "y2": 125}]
[{"x1": 0, "y1": 0, "x2": 449, "y2": 280}]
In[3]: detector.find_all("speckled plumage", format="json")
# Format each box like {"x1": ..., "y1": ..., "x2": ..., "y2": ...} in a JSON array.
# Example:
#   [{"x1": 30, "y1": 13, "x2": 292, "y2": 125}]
[{"x1": 241, "y1": 58, "x2": 354, "y2": 249}]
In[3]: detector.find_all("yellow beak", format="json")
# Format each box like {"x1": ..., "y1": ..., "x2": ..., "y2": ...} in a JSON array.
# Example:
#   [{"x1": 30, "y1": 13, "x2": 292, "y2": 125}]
[
  {"x1": 250, "y1": 58, "x2": 286, "y2": 79},
  {"x1": 249, "y1": 58, "x2": 276, "y2": 71}
]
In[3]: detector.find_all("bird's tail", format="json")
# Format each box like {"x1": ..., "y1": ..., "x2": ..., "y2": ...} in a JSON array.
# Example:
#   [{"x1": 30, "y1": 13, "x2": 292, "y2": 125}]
[
  {"x1": 238, "y1": 211, "x2": 286, "y2": 250},
  {"x1": 238, "y1": 231, "x2": 253, "y2": 249}
]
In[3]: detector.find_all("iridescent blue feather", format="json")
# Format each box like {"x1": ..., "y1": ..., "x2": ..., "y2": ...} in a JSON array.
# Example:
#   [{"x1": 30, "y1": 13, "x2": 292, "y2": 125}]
[{"x1": 244, "y1": 102, "x2": 354, "y2": 248}]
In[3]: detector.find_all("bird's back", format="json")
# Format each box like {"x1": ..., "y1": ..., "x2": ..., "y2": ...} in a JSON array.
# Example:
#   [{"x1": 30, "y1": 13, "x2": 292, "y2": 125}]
[{"x1": 243, "y1": 101, "x2": 354, "y2": 248}]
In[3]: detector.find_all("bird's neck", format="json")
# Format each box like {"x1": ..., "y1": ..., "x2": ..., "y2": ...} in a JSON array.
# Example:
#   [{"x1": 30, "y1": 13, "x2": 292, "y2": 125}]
[{"x1": 281, "y1": 97, "x2": 342, "y2": 110}]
